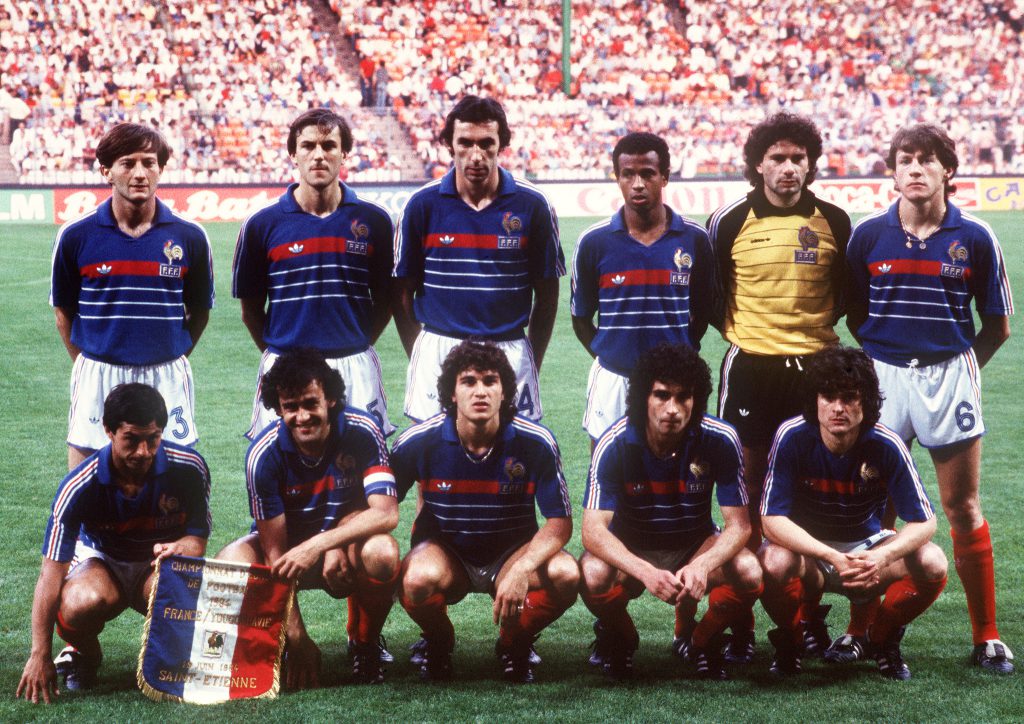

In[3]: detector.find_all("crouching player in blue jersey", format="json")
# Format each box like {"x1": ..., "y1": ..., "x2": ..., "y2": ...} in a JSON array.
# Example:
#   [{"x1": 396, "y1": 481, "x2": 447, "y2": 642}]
[
  {"x1": 392, "y1": 340, "x2": 579, "y2": 683},
  {"x1": 580, "y1": 343, "x2": 762, "y2": 680},
  {"x1": 760, "y1": 346, "x2": 947, "y2": 680},
  {"x1": 216, "y1": 350, "x2": 399, "y2": 686},
  {"x1": 17, "y1": 384, "x2": 211, "y2": 704},
  {"x1": 847, "y1": 124, "x2": 1015, "y2": 674}
]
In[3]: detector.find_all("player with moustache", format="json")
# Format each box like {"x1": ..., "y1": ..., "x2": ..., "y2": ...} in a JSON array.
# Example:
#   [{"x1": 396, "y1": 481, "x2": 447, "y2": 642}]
[
  {"x1": 393, "y1": 96, "x2": 564, "y2": 423},
  {"x1": 216, "y1": 349, "x2": 399, "y2": 686},
  {"x1": 391, "y1": 340, "x2": 578, "y2": 683},
  {"x1": 17, "y1": 384, "x2": 211, "y2": 703},
  {"x1": 759, "y1": 346, "x2": 947, "y2": 680},
  {"x1": 571, "y1": 132, "x2": 715, "y2": 445},
  {"x1": 706, "y1": 113, "x2": 852, "y2": 663},
  {"x1": 580, "y1": 343, "x2": 761, "y2": 681},
  {"x1": 846, "y1": 124, "x2": 1014, "y2": 674},
  {"x1": 51, "y1": 123, "x2": 214, "y2": 470},
  {"x1": 233, "y1": 108, "x2": 395, "y2": 440}
]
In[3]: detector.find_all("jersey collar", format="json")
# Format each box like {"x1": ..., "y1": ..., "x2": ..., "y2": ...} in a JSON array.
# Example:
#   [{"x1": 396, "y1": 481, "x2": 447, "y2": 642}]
[
  {"x1": 885, "y1": 199, "x2": 962, "y2": 229},
  {"x1": 748, "y1": 186, "x2": 817, "y2": 218},
  {"x1": 439, "y1": 167, "x2": 517, "y2": 198},
  {"x1": 95, "y1": 442, "x2": 170, "y2": 486},
  {"x1": 279, "y1": 182, "x2": 357, "y2": 213},
  {"x1": 277, "y1": 408, "x2": 348, "y2": 456},
  {"x1": 440, "y1": 414, "x2": 516, "y2": 445},
  {"x1": 610, "y1": 204, "x2": 688, "y2": 235},
  {"x1": 95, "y1": 197, "x2": 175, "y2": 228}
]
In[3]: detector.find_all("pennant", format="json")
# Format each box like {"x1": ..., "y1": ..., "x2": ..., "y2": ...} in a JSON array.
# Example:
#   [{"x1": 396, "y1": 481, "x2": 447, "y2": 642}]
[{"x1": 138, "y1": 555, "x2": 295, "y2": 704}]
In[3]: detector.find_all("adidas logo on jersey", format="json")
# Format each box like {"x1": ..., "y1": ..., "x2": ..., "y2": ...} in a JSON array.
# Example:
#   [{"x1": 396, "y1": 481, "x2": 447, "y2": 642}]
[
  {"x1": 436, "y1": 481, "x2": 452, "y2": 492},
  {"x1": 738, "y1": 408, "x2": 750, "y2": 417},
  {"x1": 440, "y1": 235, "x2": 455, "y2": 245},
  {"x1": 877, "y1": 263, "x2": 892, "y2": 273},
  {"x1": 97, "y1": 264, "x2": 112, "y2": 274},
  {"x1": 288, "y1": 243, "x2": 304, "y2": 254},
  {"x1": 611, "y1": 274, "x2": 626, "y2": 285}
]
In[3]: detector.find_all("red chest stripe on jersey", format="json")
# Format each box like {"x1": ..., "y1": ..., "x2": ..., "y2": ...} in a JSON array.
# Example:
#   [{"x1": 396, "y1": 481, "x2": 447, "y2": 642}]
[
  {"x1": 599, "y1": 269, "x2": 673, "y2": 288},
  {"x1": 80, "y1": 261, "x2": 191, "y2": 278},
  {"x1": 94, "y1": 512, "x2": 187, "y2": 533},
  {"x1": 423, "y1": 233, "x2": 531, "y2": 250},
  {"x1": 422, "y1": 478, "x2": 536, "y2": 495},
  {"x1": 805, "y1": 478, "x2": 861, "y2": 495},
  {"x1": 870, "y1": 259, "x2": 971, "y2": 279},
  {"x1": 284, "y1": 475, "x2": 334, "y2": 497},
  {"x1": 624, "y1": 479, "x2": 690, "y2": 496},
  {"x1": 268, "y1": 236, "x2": 371, "y2": 261}
]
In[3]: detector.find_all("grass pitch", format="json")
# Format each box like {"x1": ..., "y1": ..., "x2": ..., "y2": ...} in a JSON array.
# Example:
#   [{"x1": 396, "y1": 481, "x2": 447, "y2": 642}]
[{"x1": 1, "y1": 212, "x2": 1022, "y2": 721}]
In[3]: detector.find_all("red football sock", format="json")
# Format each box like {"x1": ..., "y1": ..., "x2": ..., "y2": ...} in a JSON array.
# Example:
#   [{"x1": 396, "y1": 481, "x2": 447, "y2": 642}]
[
  {"x1": 951, "y1": 520, "x2": 1000, "y2": 644},
  {"x1": 847, "y1": 597, "x2": 880, "y2": 637},
  {"x1": 499, "y1": 587, "x2": 570, "y2": 646},
  {"x1": 799, "y1": 588, "x2": 823, "y2": 623},
  {"x1": 351, "y1": 572, "x2": 398, "y2": 644},
  {"x1": 581, "y1": 582, "x2": 636, "y2": 643},
  {"x1": 692, "y1": 583, "x2": 763, "y2": 648},
  {"x1": 760, "y1": 576, "x2": 803, "y2": 645},
  {"x1": 346, "y1": 597, "x2": 359, "y2": 641},
  {"x1": 871, "y1": 575, "x2": 947, "y2": 643},
  {"x1": 674, "y1": 597, "x2": 699, "y2": 638},
  {"x1": 400, "y1": 592, "x2": 454, "y2": 648}
]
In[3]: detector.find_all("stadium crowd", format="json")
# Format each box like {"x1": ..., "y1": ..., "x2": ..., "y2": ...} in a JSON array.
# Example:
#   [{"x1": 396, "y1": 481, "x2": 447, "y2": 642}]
[{"x1": 3, "y1": 0, "x2": 1024, "y2": 183}]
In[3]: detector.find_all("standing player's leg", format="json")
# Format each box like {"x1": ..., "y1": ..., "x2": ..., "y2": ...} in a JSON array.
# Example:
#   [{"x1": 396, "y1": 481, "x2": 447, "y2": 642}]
[{"x1": 932, "y1": 437, "x2": 1014, "y2": 673}]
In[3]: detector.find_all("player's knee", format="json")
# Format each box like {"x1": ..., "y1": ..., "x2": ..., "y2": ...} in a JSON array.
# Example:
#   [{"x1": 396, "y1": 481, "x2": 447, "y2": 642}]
[
  {"x1": 400, "y1": 560, "x2": 445, "y2": 602},
  {"x1": 759, "y1": 543, "x2": 799, "y2": 580},
  {"x1": 215, "y1": 534, "x2": 263, "y2": 564},
  {"x1": 730, "y1": 549, "x2": 763, "y2": 590},
  {"x1": 914, "y1": 542, "x2": 949, "y2": 581},
  {"x1": 546, "y1": 554, "x2": 581, "y2": 597},
  {"x1": 942, "y1": 497, "x2": 983, "y2": 533},
  {"x1": 61, "y1": 581, "x2": 120, "y2": 621},
  {"x1": 579, "y1": 554, "x2": 616, "y2": 594},
  {"x1": 360, "y1": 534, "x2": 400, "y2": 579}
]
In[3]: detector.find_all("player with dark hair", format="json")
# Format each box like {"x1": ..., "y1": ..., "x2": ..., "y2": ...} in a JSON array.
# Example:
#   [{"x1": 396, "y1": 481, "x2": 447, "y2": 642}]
[
  {"x1": 393, "y1": 95, "x2": 564, "y2": 423},
  {"x1": 580, "y1": 343, "x2": 760, "y2": 680},
  {"x1": 847, "y1": 123, "x2": 1015, "y2": 674},
  {"x1": 571, "y1": 132, "x2": 714, "y2": 444},
  {"x1": 17, "y1": 384, "x2": 211, "y2": 703},
  {"x1": 216, "y1": 349, "x2": 400, "y2": 686},
  {"x1": 760, "y1": 346, "x2": 947, "y2": 680},
  {"x1": 392, "y1": 340, "x2": 578, "y2": 683},
  {"x1": 233, "y1": 108, "x2": 395, "y2": 441},
  {"x1": 706, "y1": 112, "x2": 851, "y2": 663},
  {"x1": 51, "y1": 122, "x2": 214, "y2": 470}
]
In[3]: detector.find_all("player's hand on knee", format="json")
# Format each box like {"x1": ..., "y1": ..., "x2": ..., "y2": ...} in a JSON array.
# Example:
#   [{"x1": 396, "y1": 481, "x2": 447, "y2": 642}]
[
  {"x1": 273, "y1": 540, "x2": 322, "y2": 580},
  {"x1": 494, "y1": 567, "x2": 529, "y2": 624},
  {"x1": 322, "y1": 548, "x2": 354, "y2": 593},
  {"x1": 677, "y1": 563, "x2": 710, "y2": 601},
  {"x1": 16, "y1": 654, "x2": 59, "y2": 705},
  {"x1": 642, "y1": 567, "x2": 684, "y2": 604}
]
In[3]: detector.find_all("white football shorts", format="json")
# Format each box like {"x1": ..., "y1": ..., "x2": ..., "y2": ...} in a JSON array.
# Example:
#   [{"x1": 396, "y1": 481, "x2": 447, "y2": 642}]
[
  {"x1": 403, "y1": 330, "x2": 542, "y2": 422},
  {"x1": 583, "y1": 359, "x2": 628, "y2": 440},
  {"x1": 70, "y1": 541, "x2": 154, "y2": 598},
  {"x1": 68, "y1": 354, "x2": 197, "y2": 451},
  {"x1": 873, "y1": 349, "x2": 985, "y2": 448},
  {"x1": 247, "y1": 346, "x2": 394, "y2": 439}
]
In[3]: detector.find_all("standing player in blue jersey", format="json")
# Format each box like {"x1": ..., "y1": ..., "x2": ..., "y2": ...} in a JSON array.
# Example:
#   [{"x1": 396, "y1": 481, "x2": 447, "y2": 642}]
[
  {"x1": 571, "y1": 133, "x2": 714, "y2": 444},
  {"x1": 16, "y1": 384, "x2": 211, "y2": 704},
  {"x1": 760, "y1": 347, "x2": 947, "y2": 680},
  {"x1": 847, "y1": 124, "x2": 1015, "y2": 674},
  {"x1": 216, "y1": 349, "x2": 400, "y2": 686},
  {"x1": 393, "y1": 95, "x2": 564, "y2": 422},
  {"x1": 707, "y1": 113, "x2": 852, "y2": 663},
  {"x1": 51, "y1": 123, "x2": 214, "y2": 471},
  {"x1": 580, "y1": 343, "x2": 761, "y2": 681},
  {"x1": 392, "y1": 340, "x2": 578, "y2": 683},
  {"x1": 233, "y1": 109, "x2": 395, "y2": 440}
]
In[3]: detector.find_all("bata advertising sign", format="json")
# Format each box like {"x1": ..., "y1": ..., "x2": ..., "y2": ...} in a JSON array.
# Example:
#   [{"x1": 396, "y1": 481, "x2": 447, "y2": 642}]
[{"x1": 24, "y1": 176, "x2": 1015, "y2": 226}]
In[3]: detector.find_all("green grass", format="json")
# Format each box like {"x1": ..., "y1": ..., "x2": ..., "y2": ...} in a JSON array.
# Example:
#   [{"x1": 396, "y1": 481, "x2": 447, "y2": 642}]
[{"x1": 1, "y1": 213, "x2": 1022, "y2": 721}]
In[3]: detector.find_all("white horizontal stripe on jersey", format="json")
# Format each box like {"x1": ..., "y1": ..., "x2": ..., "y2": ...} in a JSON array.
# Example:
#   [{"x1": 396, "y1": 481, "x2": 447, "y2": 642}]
[
  {"x1": 269, "y1": 262, "x2": 366, "y2": 277},
  {"x1": 424, "y1": 282, "x2": 532, "y2": 292}
]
